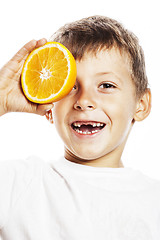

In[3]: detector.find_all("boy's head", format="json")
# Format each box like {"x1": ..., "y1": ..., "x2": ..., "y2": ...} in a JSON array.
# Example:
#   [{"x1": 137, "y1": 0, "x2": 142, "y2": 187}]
[
  {"x1": 50, "y1": 15, "x2": 148, "y2": 99},
  {"x1": 49, "y1": 16, "x2": 151, "y2": 167}
]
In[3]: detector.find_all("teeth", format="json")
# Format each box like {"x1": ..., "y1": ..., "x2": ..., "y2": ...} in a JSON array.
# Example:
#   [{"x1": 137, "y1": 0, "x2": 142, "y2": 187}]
[
  {"x1": 72, "y1": 121, "x2": 105, "y2": 135},
  {"x1": 92, "y1": 130, "x2": 99, "y2": 133},
  {"x1": 73, "y1": 122, "x2": 81, "y2": 127},
  {"x1": 74, "y1": 128, "x2": 99, "y2": 134},
  {"x1": 73, "y1": 122, "x2": 104, "y2": 127}
]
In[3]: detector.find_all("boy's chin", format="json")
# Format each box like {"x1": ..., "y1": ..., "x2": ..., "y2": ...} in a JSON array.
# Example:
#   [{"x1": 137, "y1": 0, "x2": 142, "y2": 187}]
[{"x1": 65, "y1": 147, "x2": 103, "y2": 162}]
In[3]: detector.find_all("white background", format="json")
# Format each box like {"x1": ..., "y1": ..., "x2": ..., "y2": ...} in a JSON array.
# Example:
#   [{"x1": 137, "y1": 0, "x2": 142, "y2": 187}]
[{"x1": 0, "y1": 0, "x2": 159, "y2": 179}]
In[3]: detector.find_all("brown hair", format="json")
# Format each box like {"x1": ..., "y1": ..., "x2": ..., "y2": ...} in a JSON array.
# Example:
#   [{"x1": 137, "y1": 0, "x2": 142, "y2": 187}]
[{"x1": 49, "y1": 15, "x2": 148, "y2": 98}]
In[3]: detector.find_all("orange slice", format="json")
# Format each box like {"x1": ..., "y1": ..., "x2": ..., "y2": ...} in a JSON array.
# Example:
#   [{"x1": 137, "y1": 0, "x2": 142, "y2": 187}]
[{"x1": 21, "y1": 42, "x2": 77, "y2": 103}]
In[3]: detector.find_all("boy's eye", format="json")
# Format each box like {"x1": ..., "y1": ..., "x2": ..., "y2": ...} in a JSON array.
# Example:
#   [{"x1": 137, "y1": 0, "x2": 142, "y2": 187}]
[
  {"x1": 72, "y1": 84, "x2": 77, "y2": 90},
  {"x1": 99, "y1": 83, "x2": 116, "y2": 89}
]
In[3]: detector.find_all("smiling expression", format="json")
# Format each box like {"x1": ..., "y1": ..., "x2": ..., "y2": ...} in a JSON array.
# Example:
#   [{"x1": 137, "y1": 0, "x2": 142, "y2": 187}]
[{"x1": 52, "y1": 47, "x2": 139, "y2": 167}]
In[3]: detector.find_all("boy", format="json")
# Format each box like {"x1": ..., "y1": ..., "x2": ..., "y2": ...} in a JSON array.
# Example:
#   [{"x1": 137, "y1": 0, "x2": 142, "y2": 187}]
[{"x1": 0, "y1": 15, "x2": 159, "y2": 239}]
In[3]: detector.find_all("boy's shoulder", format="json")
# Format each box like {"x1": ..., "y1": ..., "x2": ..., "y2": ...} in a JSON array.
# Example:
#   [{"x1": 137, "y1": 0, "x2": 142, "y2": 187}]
[
  {"x1": 0, "y1": 156, "x2": 50, "y2": 229},
  {"x1": 0, "y1": 156, "x2": 43, "y2": 182},
  {"x1": 0, "y1": 156, "x2": 44, "y2": 193}
]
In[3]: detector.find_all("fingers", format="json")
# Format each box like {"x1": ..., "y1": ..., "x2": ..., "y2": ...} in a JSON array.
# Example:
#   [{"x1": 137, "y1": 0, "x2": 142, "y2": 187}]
[
  {"x1": 11, "y1": 40, "x2": 37, "y2": 63},
  {"x1": 32, "y1": 103, "x2": 54, "y2": 124},
  {"x1": 1, "y1": 38, "x2": 48, "y2": 79},
  {"x1": 35, "y1": 103, "x2": 54, "y2": 117},
  {"x1": 35, "y1": 38, "x2": 47, "y2": 48},
  {"x1": 11, "y1": 38, "x2": 47, "y2": 63}
]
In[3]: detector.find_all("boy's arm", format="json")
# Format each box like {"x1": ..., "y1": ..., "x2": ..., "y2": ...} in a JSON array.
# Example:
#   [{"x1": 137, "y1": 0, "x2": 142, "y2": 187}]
[{"x1": 0, "y1": 39, "x2": 54, "y2": 117}]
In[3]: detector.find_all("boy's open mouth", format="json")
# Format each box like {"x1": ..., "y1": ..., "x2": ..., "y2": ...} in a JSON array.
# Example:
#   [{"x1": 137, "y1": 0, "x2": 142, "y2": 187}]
[{"x1": 71, "y1": 121, "x2": 106, "y2": 135}]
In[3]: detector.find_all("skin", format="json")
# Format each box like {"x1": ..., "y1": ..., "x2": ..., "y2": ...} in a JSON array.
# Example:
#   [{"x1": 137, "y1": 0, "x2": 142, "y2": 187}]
[
  {"x1": 0, "y1": 39, "x2": 53, "y2": 116},
  {"x1": 52, "y1": 48, "x2": 151, "y2": 168},
  {"x1": 0, "y1": 40, "x2": 151, "y2": 168}
]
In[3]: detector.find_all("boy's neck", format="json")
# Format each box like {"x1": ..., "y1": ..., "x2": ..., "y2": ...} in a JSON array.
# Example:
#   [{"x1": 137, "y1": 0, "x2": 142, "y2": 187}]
[{"x1": 64, "y1": 149, "x2": 124, "y2": 168}]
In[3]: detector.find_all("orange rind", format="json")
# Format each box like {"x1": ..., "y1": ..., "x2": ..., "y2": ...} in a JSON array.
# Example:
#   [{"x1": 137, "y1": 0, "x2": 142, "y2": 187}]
[{"x1": 21, "y1": 42, "x2": 76, "y2": 103}]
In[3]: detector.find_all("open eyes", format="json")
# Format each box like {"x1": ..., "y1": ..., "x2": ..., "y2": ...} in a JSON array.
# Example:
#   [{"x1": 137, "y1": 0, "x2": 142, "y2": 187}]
[
  {"x1": 98, "y1": 83, "x2": 116, "y2": 89},
  {"x1": 72, "y1": 84, "x2": 77, "y2": 90},
  {"x1": 72, "y1": 82, "x2": 116, "y2": 92}
]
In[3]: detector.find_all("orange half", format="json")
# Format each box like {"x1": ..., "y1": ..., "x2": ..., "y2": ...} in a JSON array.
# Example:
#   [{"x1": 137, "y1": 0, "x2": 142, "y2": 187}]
[{"x1": 21, "y1": 42, "x2": 77, "y2": 103}]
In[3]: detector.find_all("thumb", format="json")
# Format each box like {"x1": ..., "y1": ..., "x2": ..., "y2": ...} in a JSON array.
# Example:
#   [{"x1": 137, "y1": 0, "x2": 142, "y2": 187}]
[{"x1": 33, "y1": 103, "x2": 54, "y2": 116}]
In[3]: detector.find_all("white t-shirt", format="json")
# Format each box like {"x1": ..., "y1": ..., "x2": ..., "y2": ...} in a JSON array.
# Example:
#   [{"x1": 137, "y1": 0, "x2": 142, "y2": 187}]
[{"x1": 0, "y1": 156, "x2": 160, "y2": 240}]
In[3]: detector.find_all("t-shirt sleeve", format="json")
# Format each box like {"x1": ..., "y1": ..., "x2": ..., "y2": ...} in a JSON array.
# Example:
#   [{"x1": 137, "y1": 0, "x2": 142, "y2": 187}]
[{"x1": 0, "y1": 158, "x2": 35, "y2": 229}]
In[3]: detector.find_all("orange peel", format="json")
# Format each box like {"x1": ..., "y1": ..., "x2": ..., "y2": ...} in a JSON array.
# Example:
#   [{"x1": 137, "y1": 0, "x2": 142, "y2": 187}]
[{"x1": 21, "y1": 42, "x2": 76, "y2": 103}]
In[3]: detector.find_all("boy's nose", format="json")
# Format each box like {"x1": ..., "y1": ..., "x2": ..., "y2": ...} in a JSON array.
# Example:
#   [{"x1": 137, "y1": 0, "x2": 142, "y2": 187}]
[{"x1": 74, "y1": 92, "x2": 96, "y2": 111}]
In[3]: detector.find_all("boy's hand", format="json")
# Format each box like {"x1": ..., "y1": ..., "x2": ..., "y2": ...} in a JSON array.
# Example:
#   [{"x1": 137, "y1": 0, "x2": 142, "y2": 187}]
[{"x1": 0, "y1": 39, "x2": 54, "y2": 116}]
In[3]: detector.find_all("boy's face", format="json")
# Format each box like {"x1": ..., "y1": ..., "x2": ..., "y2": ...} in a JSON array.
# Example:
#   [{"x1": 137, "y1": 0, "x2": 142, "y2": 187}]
[{"x1": 53, "y1": 48, "x2": 139, "y2": 167}]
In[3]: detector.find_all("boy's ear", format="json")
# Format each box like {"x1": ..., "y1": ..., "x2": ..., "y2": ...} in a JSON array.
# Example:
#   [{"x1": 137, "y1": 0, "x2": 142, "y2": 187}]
[
  {"x1": 133, "y1": 88, "x2": 151, "y2": 122},
  {"x1": 45, "y1": 109, "x2": 54, "y2": 124}
]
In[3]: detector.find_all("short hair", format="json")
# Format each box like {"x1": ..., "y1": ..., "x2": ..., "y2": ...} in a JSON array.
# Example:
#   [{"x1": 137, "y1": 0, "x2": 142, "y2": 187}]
[{"x1": 49, "y1": 15, "x2": 148, "y2": 98}]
